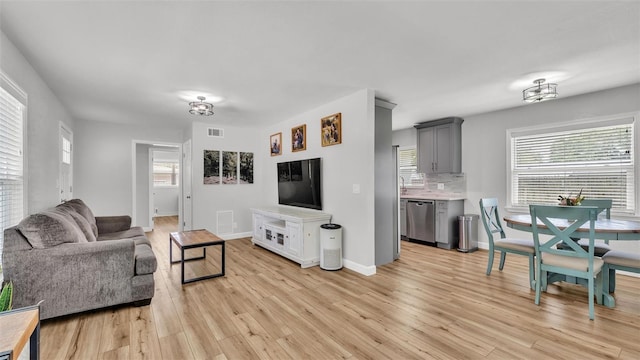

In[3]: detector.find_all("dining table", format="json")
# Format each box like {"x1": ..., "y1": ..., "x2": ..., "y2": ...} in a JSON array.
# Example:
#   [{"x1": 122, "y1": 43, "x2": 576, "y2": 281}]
[{"x1": 503, "y1": 214, "x2": 640, "y2": 308}]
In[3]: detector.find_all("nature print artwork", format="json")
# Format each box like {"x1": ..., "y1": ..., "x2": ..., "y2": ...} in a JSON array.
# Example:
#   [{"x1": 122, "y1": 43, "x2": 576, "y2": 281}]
[
  {"x1": 321, "y1": 112, "x2": 342, "y2": 146},
  {"x1": 203, "y1": 150, "x2": 220, "y2": 184},
  {"x1": 222, "y1": 151, "x2": 238, "y2": 184},
  {"x1": 239, "y1": 152, "x2": 254, "y2": 184},
  {"x1": 291, "y1": 124, "x2": 306, "y2": 152}
]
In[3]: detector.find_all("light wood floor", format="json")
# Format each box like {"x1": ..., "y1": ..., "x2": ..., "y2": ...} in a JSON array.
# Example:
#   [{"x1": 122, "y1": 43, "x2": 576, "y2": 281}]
[{"x1": 39, "y1": 215, "x2": 640, "y2": 359}]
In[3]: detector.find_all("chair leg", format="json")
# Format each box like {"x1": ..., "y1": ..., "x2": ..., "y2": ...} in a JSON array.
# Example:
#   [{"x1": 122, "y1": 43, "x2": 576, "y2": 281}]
[
  {"x1": 588, "y1": 276, "x2": 595, "y2": 320},
  {"x1": 498, "y1": 252, "x2": 506, "y2": 270},
  {"x1": 528, "y1": 255, "x2": 535, "y2": 290},
  {"x1": 535, "y1": 266, "x2": 542, "y2": 305},
  {"x1": 486, "y1": 249, "x2": 494, "y2": 275},
  {"x1": 609, "y1": 269, "x2": 616, "y2": 293},
  {"x1": 595, "y1": 271, "x2": 604, "y2": 306},
  {"x1": 602, "y1": 264, "x2": 610, "y2": 299}
]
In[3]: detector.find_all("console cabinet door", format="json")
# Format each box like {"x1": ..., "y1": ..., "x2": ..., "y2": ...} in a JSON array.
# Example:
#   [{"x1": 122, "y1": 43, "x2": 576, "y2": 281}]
[
  {"x1": 286, "y1": 222, "x2": 301, "y2": 256},
  {"x1": 253, "y1": 214, "x2": 264, "y2": 242}
]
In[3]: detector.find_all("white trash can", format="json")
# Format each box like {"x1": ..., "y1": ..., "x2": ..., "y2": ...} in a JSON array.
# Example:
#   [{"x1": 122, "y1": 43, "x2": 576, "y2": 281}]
[{"x1": 320, "y1": 223, "x2": 342, "y2": 270}]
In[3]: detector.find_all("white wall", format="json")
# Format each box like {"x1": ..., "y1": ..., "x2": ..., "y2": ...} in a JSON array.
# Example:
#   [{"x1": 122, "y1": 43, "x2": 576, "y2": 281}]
[
  {"x1": 190, "y1": 121, "x2": 263, "y2": 237},
  {"x1": 136, "y1": 143, "x2": 151, "y2": 227},
  {"x1": 74, "y1": 120, "x2": 184, "y2": 217},
  {"x1": 153, "y1": 187, "x2": 179, "y2": 216},
  {"x1": 0, "y1": 31, "x2": 76, "y2": 213},
  {"x1": 261, "y1": 89, "x2": 378, "y2": 273}
]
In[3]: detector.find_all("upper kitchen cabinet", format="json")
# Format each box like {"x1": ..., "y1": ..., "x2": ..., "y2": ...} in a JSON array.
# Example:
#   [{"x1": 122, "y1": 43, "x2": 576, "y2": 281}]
[{"x1": 415, "y1": 117, "x2": 463, "y2": 174}]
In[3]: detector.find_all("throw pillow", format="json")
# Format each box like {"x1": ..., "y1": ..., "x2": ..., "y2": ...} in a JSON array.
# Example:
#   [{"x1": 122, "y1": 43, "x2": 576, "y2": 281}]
[
  {"x1": 61, "y1": 199, "x2": 98, "y2": 237},
  {"x1": 17, "y1": 210, "x2": 86, "y2": 249}
]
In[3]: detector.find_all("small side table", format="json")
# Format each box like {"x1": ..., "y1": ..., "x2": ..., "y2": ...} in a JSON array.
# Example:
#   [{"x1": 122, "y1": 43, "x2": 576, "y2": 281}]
[
  {"x1": 170, "y1": 229, "x2": 225, "y2": 284},
  {"x1": 0, "y1": 305, "x2": 40, "y2": 360}
]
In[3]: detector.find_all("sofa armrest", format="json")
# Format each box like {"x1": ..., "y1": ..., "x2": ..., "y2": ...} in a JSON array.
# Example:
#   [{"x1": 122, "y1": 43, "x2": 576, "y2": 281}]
[
  {"x1": 3, "y1": 240, "x2": 136, "y2": 318},
  {"x1": 96, "y1": 215, "x2": 132, "y2": 234}
]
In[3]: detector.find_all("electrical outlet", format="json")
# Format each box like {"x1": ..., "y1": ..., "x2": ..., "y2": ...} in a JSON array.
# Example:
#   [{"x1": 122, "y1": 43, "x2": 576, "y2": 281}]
[
  {"x1": 437, "y1": 183, "x2": 445, "y2": 190},
  {"x1": 233, "y1": 222, "x2": 238, "y2": 229},
  {"x1": 353, "y1": 184, "x2": 361, "y2": 194}
]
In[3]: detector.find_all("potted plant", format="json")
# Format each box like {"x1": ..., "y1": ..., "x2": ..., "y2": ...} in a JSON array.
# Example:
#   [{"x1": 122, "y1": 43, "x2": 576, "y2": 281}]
[{"x1": 0, "y1": 266, "x2": 13, "y2": 312}]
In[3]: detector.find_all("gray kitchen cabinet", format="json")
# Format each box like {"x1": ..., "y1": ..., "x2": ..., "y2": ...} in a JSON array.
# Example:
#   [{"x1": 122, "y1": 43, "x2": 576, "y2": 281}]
[
  {"x1": 435, "y1": 200, "x2": 464, "y2": 249},
  {"x1": 415, "y1": 117, "x2": 463, "y2": 174}
]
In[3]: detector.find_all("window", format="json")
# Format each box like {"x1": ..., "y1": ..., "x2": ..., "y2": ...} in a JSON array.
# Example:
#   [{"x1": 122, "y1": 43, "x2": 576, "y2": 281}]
[
  {"x1": 508, "y1": 114, "x2": 636, "y2": 214},
  {"x1": 0, "y1": 75, "x2": 26, "y2": 269},
  {"x1": 62, "y1": 136, "x2": 71, "y2": 164},
  {"x1": 398, "y1": 146, "x2": 418, "y2": 187},
  {"x1": 153, "y1": 161, "x2": 179, "y2": 186}
]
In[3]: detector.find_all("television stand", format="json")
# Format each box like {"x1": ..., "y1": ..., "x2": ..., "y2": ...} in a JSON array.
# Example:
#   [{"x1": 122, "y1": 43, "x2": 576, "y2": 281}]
[{"x1": 251, "y1": 207, "x2": 332, "y2": 268}]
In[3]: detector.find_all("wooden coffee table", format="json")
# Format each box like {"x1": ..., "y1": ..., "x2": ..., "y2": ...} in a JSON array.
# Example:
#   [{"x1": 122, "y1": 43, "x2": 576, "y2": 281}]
[
  {"x1": 0, "y1": 305, "x2": 40, "y2": 360},
  {"x1": 169, "y1": 229, "x2": 225, "y2": 284}
]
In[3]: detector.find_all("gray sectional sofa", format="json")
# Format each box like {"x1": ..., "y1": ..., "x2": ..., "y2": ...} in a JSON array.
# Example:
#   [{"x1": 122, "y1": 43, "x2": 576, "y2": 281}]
[{"x1": 2, "y1": 199, "x2": 157, "y2": 319}]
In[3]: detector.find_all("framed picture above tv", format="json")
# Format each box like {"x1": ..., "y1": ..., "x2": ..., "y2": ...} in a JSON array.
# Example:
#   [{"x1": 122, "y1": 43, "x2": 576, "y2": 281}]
[{"x1": 291, "y1": 124, "x2": 306, "y2": 152}]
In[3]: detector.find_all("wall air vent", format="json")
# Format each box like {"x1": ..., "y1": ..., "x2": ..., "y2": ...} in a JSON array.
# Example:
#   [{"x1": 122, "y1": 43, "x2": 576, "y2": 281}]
[{"x1": 207, "y1": 127, "x2": 224, "y2": 137}]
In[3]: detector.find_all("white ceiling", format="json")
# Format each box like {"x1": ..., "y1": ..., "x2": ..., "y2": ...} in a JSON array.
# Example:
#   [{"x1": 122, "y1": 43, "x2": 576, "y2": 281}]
[{"x1": 1, "y1": 1, "x2": 638, "y2": 130}]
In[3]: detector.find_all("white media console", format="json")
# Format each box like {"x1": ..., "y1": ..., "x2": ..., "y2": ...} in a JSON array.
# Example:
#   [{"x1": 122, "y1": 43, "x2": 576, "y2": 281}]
[{"x1": 251, "y1": 206, "x2": 332, "y2": 268}]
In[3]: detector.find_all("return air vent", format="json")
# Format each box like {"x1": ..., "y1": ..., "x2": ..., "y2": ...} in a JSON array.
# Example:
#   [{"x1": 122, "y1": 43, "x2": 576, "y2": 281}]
[{"x1": 207, "y1": 127, "x2": 224, "y2": 137}]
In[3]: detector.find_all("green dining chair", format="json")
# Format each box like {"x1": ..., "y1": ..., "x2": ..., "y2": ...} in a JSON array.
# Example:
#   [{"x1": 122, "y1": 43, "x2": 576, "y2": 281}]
[
  {"x1": 602, "y1": 251, "x2": 640, "y2": 307},
  {"x1": 529, "y1": 205, "x2": 603, "y2": 320},
  {"x1": 479, "y1": 198, "x2": 535, "y2": 289},
  {"x1": 579, "y1": 199, "x2": 615, "y2": 292}
]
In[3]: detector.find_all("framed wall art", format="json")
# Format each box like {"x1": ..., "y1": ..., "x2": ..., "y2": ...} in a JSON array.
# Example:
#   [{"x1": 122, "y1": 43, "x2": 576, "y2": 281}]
[
  {"x1": 270, "y1": 132, "x2": 282, "y2": 156},
  {"x1": 239, "y1": 152, "x2": 254, "y2": 184},
  {"x1": 203, "y1": 150, "x2": 220, "y2": 184},
  {"x1": 321, "y1": 112, "x2": 342, "y2": 147},
  {"x1": 291, "y1": 124, "x2": 306, "y2": 152},
  {"x1": 222, "y1": 151, "x2": 238, "y2": 184}
]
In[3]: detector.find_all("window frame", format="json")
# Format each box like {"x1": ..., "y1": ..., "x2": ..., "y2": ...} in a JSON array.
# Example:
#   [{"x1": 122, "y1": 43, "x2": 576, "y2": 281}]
[
  {"x1": 152, "y1": 160, "x2": 180, "y2": 188},
  {"x1": 506, "y1": 112, "x2": 639, "y2": 217}
]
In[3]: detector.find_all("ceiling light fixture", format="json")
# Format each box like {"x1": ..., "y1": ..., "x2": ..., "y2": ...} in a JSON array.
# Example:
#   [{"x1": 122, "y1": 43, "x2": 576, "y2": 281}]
[
  {"x1": 189, "y1": 96, "x2": 214, "y2": 116},
  {"x1": 523, "y1": 78, "x2": 558, "y2": 103}
]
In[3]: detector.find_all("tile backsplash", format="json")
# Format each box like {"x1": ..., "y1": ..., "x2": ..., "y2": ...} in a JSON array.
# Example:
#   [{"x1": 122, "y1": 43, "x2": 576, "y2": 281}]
[{"x1": 403, "y1": 173, "x2": 466, "y2": 197}]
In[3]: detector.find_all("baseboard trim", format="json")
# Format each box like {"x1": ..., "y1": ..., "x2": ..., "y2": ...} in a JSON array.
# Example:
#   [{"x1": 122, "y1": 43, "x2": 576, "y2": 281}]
[
  {"x1": 220, "y1": 231, "x2": 253, "y2": 240},
  {"x1": 343, "y1": 259, "x2": 376, "y2": 276}
]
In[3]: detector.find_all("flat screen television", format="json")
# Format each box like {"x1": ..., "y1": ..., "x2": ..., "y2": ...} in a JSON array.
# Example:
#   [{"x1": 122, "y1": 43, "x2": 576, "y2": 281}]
[{"x1": 277, "y1": 158, "x2": 322, "y2": 210}]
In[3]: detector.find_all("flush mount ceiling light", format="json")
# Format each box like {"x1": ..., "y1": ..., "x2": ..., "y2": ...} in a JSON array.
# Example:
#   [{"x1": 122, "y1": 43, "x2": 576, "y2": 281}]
[
  {"x1": 189, "y1": 96, "x2": 214, "y2": 116},
  {"x1": 523, "y1": 78, "x2": 558, "y2": 103}
]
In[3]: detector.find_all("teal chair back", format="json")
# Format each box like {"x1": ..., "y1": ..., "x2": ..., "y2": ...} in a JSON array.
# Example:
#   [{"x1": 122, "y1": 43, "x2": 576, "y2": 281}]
[
  {"x1": 479, "y1": 198, "x2": 506, "y2": 240},
  {"x1": 529, "y1": 205, "x2": 603, "y2": 320},
  {"x1": 580, "y1": 199, "x2": 612, "y2": 219}
]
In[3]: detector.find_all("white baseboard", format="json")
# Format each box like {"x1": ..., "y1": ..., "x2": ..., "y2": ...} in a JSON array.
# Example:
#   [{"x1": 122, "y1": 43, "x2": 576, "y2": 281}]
[
  {"x1": 343, "y1": 259, "x2": 376, "y2": 276},
  {"x1": 220, "y1": 231, "x2": 253, "y2": 240},
  {"x1": 142, "y1": 226, "x2": 153, "y2": 232}
]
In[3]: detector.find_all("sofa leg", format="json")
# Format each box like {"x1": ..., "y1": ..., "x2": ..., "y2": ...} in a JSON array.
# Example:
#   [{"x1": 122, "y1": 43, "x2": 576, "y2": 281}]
[{"x1": 133, "y1": 298, "x2": 152, "y2": 307}]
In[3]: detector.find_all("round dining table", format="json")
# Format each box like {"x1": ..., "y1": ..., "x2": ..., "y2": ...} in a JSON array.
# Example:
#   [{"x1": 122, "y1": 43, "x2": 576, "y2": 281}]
[{"x1": 503, "y1": 214, "x2": 640, "y2": 308}]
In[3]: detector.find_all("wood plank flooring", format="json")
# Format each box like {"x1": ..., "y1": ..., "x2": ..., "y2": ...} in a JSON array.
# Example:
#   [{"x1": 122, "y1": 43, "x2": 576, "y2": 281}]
[{"x1": 40, "y1": 216, "x2": 640, "y2": 359}]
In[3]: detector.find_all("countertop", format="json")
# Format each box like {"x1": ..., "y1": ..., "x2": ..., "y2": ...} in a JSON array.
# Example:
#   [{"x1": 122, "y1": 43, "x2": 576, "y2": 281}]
[{"x1": 401, "y1": 193, "x2": 466, "y2": 201}]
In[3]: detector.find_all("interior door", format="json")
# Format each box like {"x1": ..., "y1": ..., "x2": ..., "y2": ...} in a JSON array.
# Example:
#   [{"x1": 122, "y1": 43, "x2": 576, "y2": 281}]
[
  {"x1": 59, "y1": 123, "x2": 73, "y2": 203},
  {"x1": 182, "y1": 139, "x2": 193, "y2": 230}
]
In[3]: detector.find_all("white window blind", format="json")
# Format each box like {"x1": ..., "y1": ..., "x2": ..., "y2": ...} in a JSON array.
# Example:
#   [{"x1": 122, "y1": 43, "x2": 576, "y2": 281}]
[
  {"x1": 398, "y1": 147, "x2": 417, "y2": 186},
  {"x1": 0, "y1": 84, "x2": 25, "y2": 269},
  {"x1": 510, "y1": 117, "x2": 635, "y2": 213}
]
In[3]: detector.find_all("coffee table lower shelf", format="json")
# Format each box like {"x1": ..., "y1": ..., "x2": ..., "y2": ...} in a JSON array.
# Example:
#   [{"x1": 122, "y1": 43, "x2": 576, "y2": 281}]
[{"x1": 170, "y1": 229, "x2": 225, "y2": 284}]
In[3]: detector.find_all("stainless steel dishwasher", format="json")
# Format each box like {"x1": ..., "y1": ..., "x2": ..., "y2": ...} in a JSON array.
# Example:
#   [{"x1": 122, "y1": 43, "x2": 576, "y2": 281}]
[{"x1": 406, "y1": 200, "x2": 436, "y2": 244}]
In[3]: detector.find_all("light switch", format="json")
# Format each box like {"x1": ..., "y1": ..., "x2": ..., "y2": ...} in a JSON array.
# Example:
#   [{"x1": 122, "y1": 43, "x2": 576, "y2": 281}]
[{"x1": 352, "y1": 184, "x2": 361, "y2": 194}]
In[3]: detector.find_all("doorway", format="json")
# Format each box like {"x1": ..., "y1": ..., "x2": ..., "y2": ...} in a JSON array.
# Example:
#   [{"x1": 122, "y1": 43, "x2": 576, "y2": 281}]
[{"x1": 132, "y1": 140, "x2": 182, "y2": 231}]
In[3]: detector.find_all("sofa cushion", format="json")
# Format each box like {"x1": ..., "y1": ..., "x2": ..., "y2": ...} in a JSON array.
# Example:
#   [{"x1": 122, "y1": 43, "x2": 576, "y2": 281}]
[
  {"x1": 17, "y1": 210, "x2": 85, "y2": 249},
  {"x1": 135, "y1": 244, "x2": 157, "y2": 275},
  {"x1": 98, "y1": 227, "x2": 146, "y2": 241},
  {"x1": 59, "y1": 207, "x2": 97, "y2": 242},
  {"x1": 61, "y1": 199, "x2": 98, "y2": 237}
]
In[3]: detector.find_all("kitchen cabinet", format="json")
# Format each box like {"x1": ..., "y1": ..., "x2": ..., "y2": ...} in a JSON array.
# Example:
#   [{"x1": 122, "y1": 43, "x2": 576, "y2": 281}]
[
  {"x1": 435, "y1": 200, "x2": 463, "y2": 249},
  {"x1": 415, "y1": 117, "x2": 463, "y2": 174}
]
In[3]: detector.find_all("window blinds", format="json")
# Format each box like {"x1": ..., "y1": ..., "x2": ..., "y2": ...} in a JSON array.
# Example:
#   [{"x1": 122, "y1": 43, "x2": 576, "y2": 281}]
[
  {"x1": 0, "y1": 85, "x2": 25, "y2": 267},
  {"x1": 398, "y1": 147, "x2": 417, "y2": 184},
  {"x1": 511, "y1": 121, "x2": 634, "y2": 212}
]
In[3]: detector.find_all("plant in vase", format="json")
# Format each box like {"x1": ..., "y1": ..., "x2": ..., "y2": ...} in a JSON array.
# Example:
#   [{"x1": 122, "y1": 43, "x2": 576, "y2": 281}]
[{"x1": 558, "y1": 189, "x2": 585, "y2": 206}]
